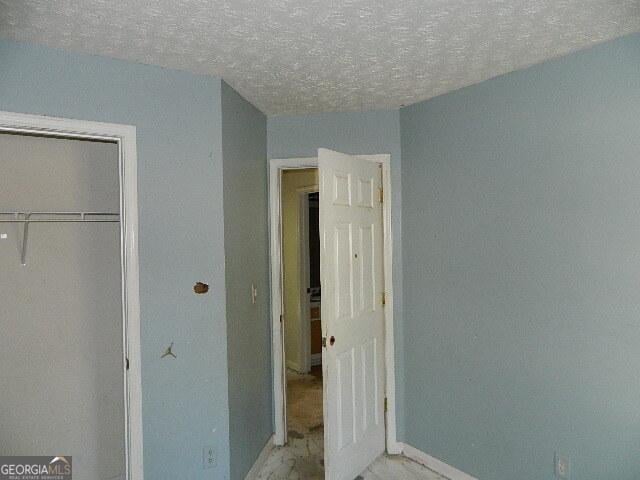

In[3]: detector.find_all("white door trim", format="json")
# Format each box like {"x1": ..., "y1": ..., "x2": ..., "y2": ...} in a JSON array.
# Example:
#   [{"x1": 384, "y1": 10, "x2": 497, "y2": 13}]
[
  {"x1": 298, "y1": 185, "x2": 318, "y2": 374},
  {"x1": 268, "y1": 155, "x2": 400, "y2": 454},
  {"x1": 0, "y1": 110, "x2": 144, "y2": 480}
]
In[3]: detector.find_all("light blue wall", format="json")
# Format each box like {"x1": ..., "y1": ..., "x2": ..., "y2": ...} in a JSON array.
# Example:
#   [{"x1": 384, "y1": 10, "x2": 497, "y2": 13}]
[
  {"x1": 400, "y1": 33, "x2": 640, "y2": 480},
  {"x1": 267, "y1": 110, "x2": 406, "y2": 439},
  {"x1": 0, "y1": 41, "x2": 231, "y2": 479},
  {"x1": 221, "y1": 81, "x2": 271, "y2": 480}
]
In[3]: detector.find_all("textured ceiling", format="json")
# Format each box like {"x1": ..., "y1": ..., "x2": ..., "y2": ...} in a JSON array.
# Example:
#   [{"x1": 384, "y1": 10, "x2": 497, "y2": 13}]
[{"x1": 1, "y1": 1, "x2": 639, "y2": 114}]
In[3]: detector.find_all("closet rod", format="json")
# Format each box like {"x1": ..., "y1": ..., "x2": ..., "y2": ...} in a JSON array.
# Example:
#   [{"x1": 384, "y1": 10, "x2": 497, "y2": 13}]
[
  {"x1": 0, "y1": 212, "x2": 120, "y2": 222},
  {"x1": 0, "y1": 212, "x2": 120, "y2": 266}
]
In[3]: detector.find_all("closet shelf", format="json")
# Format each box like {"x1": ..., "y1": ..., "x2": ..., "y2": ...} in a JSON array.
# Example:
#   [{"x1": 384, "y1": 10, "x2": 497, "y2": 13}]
[
  {"x1": 0, "y1": 211, "x2": 120, "y2": 266},
  {"x1": 0, "y1": 211, "x2": 120, "y2": 222}
]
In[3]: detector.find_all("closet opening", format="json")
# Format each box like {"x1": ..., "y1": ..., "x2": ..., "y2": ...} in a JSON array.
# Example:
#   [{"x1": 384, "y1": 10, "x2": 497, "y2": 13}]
[{"x1": 0, "y1": 111, "x2": 143, "y2": 480}]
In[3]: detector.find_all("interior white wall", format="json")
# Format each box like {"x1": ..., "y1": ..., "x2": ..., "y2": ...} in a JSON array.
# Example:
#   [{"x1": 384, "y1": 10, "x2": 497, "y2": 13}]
[
  {"x1": 400, "y1": 33, "x2": 640, "y2": 480},
  {"x1": 0, "y1": 40, "x2": 232, "y2": 478},
  {"x1": 221, "y1": 81, "x2": 271, "y2": 480},
  {"x1": 0, "y1": 133, "x2": 124, "y2": 478}
]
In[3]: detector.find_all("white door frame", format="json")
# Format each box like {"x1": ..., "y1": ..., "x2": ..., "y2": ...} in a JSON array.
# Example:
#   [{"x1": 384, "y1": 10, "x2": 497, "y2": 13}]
[
  {"x1": 0, "y1": 110, "x2": 144, "y2": 480},
  {"x1": 269, "y1": 155, "x2": 400, "y2": 455},
  {"x1": 297, "y1": 185, "x2": 319, "y2": 374}
]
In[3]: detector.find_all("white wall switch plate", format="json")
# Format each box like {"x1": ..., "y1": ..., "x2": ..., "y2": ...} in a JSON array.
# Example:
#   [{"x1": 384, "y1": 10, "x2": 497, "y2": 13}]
[
  {"x1": 203, "y1": 446, "x2": 216, "y2": 469},
  {"x1": 555, "y1": 452, "x2": 570, "y2": 479}
]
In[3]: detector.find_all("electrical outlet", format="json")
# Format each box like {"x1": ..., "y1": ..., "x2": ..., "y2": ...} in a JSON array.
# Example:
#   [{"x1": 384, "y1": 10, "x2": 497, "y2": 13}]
[
  {"x1": 555, "y1": 452, "x2": 570, "y2": 479},
  {"x1": 203, "y1": 446, "x2": 216, "y2": 469}
]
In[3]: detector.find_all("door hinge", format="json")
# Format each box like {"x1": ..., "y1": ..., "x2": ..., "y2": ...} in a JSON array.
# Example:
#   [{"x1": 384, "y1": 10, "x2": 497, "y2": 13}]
[
  {"x1": 381, "y1": 292, "x2": 386, "y2": 306},
  {"x1": 280, "y1": 314, "x2": 283, "y2": 323},
  {"x1": 384, "y1": 397, "x2": 388, "y2": 412},
  {"x1": 379, "y1": 187, "x2": 384, "y2": 203},
  {"x1": 125, "y1": 357, "x2": 130, "y2": 370}
]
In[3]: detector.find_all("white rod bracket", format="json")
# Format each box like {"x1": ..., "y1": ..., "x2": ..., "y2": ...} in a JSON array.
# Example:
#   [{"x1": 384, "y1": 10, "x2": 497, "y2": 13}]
[{"x1": 20, "y1": 212, "x2": 30, "y2": 266}]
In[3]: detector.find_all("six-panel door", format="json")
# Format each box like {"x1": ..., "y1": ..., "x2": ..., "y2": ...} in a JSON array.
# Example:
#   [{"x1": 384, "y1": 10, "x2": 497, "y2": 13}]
[{"x1": 319, "y1": 148, "x2": 386, "y2": 480}]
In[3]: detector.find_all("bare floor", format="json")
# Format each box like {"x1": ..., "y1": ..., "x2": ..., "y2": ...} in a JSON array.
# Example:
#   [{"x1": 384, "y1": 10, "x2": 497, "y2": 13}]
[
  {"x1": 255, "y1": 369, "x2": 446, "y2": 480},
  {"x1": 287, "y1": 367, "x2": 323, "y2": 434}
]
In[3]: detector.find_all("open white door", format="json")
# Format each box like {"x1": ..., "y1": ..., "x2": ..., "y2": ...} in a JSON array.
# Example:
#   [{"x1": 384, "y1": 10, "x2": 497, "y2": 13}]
[{"x1": 319, "y1": 148, "x2": 386, "y2": 480}]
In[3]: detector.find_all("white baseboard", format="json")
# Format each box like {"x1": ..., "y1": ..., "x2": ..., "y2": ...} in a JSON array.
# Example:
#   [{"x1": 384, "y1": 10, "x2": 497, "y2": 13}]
[
  {"x1": 399, "y1": 442, "x2": 478, "y2": 480},
  {"x1": 286, "y1": 359, "x2": 300, "y2": 372},
  {"x1": 245, "y1": 438, "x2": 475, "y2": 480},
  {"x1": 245, "y1": 435, "x2": 275, "y2": 480},
  {"x1": 310, "y1": 353, "x2": 322, "y2": 367}
]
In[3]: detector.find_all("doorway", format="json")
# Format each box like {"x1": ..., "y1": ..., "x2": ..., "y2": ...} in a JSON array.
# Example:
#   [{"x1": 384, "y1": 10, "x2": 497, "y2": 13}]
[
  {"x1": 269, "y1": 152, "x2": 400, "y2": 480},
  {"x1": 280, "y1": 169, "x2": 323, "y2": 477},
  {"x1": 0, "y1": 111, "x2": 143, "y2": 480}
]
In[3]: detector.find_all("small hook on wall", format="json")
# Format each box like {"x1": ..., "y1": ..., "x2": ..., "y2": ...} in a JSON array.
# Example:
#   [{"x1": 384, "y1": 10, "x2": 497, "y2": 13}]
[{"x1": 161, "y1": 342, "x2": 177, "y2": 359}]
